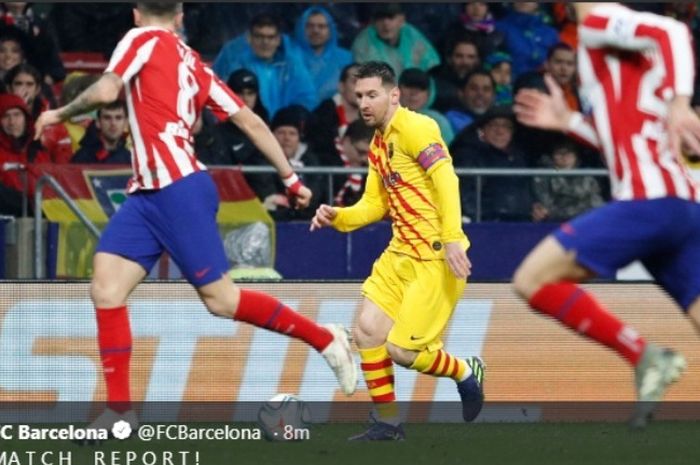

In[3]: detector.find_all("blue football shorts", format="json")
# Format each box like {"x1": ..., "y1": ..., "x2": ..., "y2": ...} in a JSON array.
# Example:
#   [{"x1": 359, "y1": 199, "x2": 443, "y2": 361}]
[
  {"x1": 553, "y1": 197, "x2": 700, "y2": 311},
  {"x1": 96, "y1": 171, "x2": 229, "y2": 287}
]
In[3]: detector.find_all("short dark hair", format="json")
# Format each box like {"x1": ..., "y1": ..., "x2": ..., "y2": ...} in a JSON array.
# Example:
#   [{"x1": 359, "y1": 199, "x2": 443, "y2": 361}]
[
  {"x1": 370, "y1": 3, "x2": 403, "y2": 20},
  {"x1": 398, "y1": 68, "x2": 430, "y2": 91},
  {"x1": 552, "y1": 140, "x2": 579, "y2": 156},
  {"x1": 355, "y1": 61, "x2": 396, "y2": 87},
  {"x1": 136, "y1": 3, "x2": 182, "y2": 18},
  {"x1": 5, "y1": 63, "x2": 42, "y2": 89},
  {"x1": 249, "y1": 13, "x2": 282, "y2": 32},
  {"x1": 547, "y1": 42, "x2": 575, "y2": 60},
  {"x1": 445, "y1": 35, "x2": 480, "y2": 60},
  {"x1": 97, "y1": 100, "x2": 127, "y2": 118},
  {"x1": 344, "y1": 120, "x2": 374, "y2": 143},
  {"x1": 459, "y1": 68, "x2": 495, "y2": 90},
  {"x1": 339, "y1": 63, "x2": 359, "y2": 83}
]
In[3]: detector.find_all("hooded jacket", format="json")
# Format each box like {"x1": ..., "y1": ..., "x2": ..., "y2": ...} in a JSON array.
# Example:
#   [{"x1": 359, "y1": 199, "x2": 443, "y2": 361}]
[
  {"x1": 212, "y1": 32, "x2": 318, "y2": 117},
  {"x1": 0, "y1": 93, "x2": 49, "y2": 193},
  {"x1": 293, "y1": 6, "x2": 352, "y2": 102}
]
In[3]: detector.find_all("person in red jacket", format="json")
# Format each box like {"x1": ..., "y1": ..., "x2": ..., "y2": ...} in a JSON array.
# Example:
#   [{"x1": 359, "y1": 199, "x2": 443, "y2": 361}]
[
  {"x1": 0, "y1": 92, "x2": 49, "y2": 214},
  {"x1": 5, "y1": 63, "x2": 71, "y2": 162}
]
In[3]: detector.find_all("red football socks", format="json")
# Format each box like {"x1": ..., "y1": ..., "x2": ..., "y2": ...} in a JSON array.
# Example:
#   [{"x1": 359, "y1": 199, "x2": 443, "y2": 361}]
[
  {"x1": 529, "y1": 282, "x2": 646, "y2": 366},
  {"x1": 96, "y1": 306, "x2": 132, "y2": 412},
  {"x1": 234, "y1": 289, "x2": 333, "y2": 352}
]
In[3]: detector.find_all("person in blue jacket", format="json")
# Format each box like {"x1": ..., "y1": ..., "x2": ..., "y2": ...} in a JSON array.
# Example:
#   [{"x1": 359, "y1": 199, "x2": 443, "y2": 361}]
[
  {"x1": 293, "y1": 6, "x2": 352, "y2": 103},
  {"x1": 213, "y1": 13, "x2": 318, "y2": 117},
  {"x1": 495, "y1": 3, "x2": 559, "y2": 78}
]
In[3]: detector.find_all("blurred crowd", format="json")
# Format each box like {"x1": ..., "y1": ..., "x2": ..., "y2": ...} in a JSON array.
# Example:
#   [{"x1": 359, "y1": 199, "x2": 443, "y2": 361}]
[{"x1": 1, "y1": 2, "x2": 699, "y2": 223}]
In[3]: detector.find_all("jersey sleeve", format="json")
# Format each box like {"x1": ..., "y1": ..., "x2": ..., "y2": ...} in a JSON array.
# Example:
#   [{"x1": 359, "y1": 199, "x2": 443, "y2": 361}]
[
  {"x1": 401, "y1": 116, "x2": 452, "y2": 176},
  {"x1": 198, "y1": 63, "x2": 245, "y2": 122},
  {"x1": 105, "y1": 29, "x2": 160, "y2": 84},
  {"x1": 332, "y1": 166, "x2": 389, "y2": 232},
  {"x1": 566, "y1": 112, "x2": 601, "y2": 151},
  {"x1": 580, "y1": 4, "x2": 695, "y2": 98}
]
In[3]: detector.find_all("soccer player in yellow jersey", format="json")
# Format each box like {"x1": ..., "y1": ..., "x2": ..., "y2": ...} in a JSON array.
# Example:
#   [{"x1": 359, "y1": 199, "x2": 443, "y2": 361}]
[{"x1": 311, "y1": 61, "x2": 485, "y2": 441}]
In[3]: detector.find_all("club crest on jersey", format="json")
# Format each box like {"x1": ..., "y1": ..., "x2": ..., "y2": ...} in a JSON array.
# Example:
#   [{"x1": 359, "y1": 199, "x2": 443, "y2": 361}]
[{"x1": 382, "y1": 171, "x2": 403, "y2": 188}]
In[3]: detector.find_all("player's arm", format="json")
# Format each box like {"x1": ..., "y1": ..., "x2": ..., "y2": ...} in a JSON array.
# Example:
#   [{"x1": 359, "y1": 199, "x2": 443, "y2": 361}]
[
  {"x1": 310, "y1": 166, "x2": 388, "y2": 232},
  {"x1": 36, "y1": 29, "x2": 156, "y2": 139},
  {"x1": 34, "y1": 73, "x2": 122, "y2": 139},
  {"x1": 514, "y1": 74, "x2": 601, "y2": 151},
  {"x1": 202, "y1": 67, "x2": 311, "y2": 208},
  {"x1": 407, "y1": 119, "x2": 470, "y2": 278},
  {"x1": 230, "y1": 107, "x2": 312, "y2": 208}
]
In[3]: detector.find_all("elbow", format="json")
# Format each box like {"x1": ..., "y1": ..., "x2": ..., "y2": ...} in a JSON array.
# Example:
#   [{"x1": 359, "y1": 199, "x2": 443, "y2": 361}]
[{"x1": 98, "y1": 74, "x2": 123, "y2": 104}]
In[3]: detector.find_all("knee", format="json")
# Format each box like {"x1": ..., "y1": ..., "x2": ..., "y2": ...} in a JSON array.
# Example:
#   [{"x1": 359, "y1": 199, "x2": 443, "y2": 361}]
[
  {"x1": 353, "y1": 323, "x2": 378, "y2": 349},
  {"x1": 386, "y1": 342, "x2": 416, "y2": 367},
  {"x1": 202, "y1": 286, "x2": 240, "y2": 319},
  {"x1": 353, "y1": 316, "x2": 386, "y2": 349},
  {"x1": 90, "y1": 278, "x2": 127, "y2": 308},
  {"x1": 512, "y1": 265, "x2": 537, "y2": 301}
]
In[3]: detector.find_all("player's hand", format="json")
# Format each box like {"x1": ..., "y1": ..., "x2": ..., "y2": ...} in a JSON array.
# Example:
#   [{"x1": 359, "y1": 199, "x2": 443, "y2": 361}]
[
  {"x1": 34, "y1": 109, "x2": 62, "y2": 140},
  {"x1": 444, "y1": 241, "x2": 471, "y2": 280},
  {"x1": 282, "y1": 173, "x2": 312, "y2": 209},
  {"x1": 310, "y1": 204, "x2": 337, "y2": 231},
  {"x1": 513, "y1": 74, "x2": 572, "y2": 132},
  {"x1": 289, "y1": 185, "x2": 312, "y2": 209},
  {"x1": 668, "y1": 96, "x2": 700, "y2": 158}
]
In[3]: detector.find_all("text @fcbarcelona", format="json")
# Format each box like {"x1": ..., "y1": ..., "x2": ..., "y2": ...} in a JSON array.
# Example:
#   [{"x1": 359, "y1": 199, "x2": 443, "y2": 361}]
[{"x1": 0, "y1": 424, "x2": 264, "y2": 442}]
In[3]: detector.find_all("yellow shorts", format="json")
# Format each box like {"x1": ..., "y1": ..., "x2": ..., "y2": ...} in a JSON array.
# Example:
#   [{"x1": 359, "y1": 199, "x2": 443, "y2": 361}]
[{"x1": 361, "y1": 250, "x2": 466, "y2": 352}]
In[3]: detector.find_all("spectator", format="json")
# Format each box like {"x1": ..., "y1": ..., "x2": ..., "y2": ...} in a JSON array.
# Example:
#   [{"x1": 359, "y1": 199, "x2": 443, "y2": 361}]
[
  {"x1": 550, "y1": 2, "x2": 577, "y2": 49},
  {"x1": 351, "y1": 3, "x2": 440, "y2": 76},
  {"x1": 294, "y1": 5, "x2": 352, "y2": 103},
  {"x1": 0, "y1": 2, "x2": 65, "y2": 84},
  {"x1": 531, "y1": 141, "x2": 604, "y2": 223},
  {"x1": 5, "y1": 63, "x2": 70, "y2": 163},
  {"x1": 56, "y1": 72, "x2": 99, "y2": 153},
  {"x1": 451, "y1": 105, "x2": 533, "y2": 222},
  {"x1": 543, "y1": 42, "x2": 580, "y2": 111},
  {"x1": 71, "y1": 101, "x2": 131, "y2": 164},
  {"x1": 495, "y1": 2, "x2": 559, "y2": 78},
  {"x1": 429, "y1": 36, "x2": 481, "y2": 113},
  {"x1": 445, "y1": 69, "x2": 496, "y2": 133},
  {"x1": 5, "y1": 63, "x2": 48, "y2": 119},
  {"x1": 265, "y1": 105, "x2": 324, "y2": 220},
  {"x1": 212, "y1": 13, "x2": 318, "y2": 117},
  {"x1": 307, "y1": 62, "x2": 360, "y2": 167},
  {"x1": 0, "y1": 29, "x2": 25, "y2": 84},
  {"x1": 183, "y1": 3, "x2": 312, "y2": 59},
  {"x1": 0, "y1": 93, "x2": 49, "y2": 215},
  {"x1": 484, "y1": 51, "x2": 513, "y2": 105},
  {"x1": 399, "y1": 3, "x2": 462, "y2": 50},
  {"x1": 227, "y1": 68, "x2": 269, "y2": 123},
  {"x1": 446, "y1": 2, "x2": 506, "y2": 58},
  {"x1": 333, "y1": 119, "x2": 374, "y2": 207},
  {"x1": 202, "y1": 68, "x2": 276, "y2": 201},
  {"x1": 48, "y1": 4, "x2": 134, "y2": 59},
  {"x1": 398, "y1": 68, "x2": 454, "y2": 145}
]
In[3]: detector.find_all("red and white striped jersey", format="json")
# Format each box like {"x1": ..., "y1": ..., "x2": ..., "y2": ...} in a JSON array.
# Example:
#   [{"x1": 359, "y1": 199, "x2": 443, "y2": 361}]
[
  {"x1": 567, "y1": 3, "x2": 700, "y2": 201},
  {"x1": 106, "y1": 27, "x2": 244, "y2": 192}
]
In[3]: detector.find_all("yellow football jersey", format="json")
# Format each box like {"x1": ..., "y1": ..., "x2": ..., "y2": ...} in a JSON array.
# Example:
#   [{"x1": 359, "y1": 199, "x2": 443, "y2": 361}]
[{"x1": 333, "y1": 107, "x2": 469, "y2": 260}]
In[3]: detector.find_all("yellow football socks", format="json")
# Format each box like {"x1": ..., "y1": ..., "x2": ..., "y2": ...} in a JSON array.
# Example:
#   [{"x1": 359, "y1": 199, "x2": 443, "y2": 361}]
[
  {"x1": 411, "y1": 348, "x2": 470, "y2": 382},
  {"x1": 359, "y1": 345, "x2": 400, "y2": 423}
]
